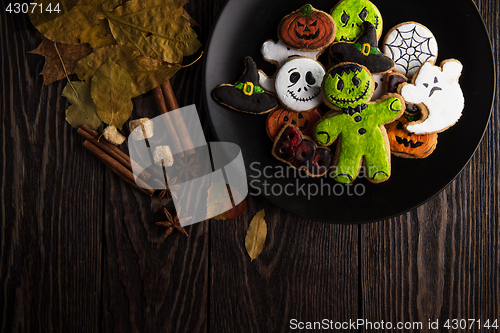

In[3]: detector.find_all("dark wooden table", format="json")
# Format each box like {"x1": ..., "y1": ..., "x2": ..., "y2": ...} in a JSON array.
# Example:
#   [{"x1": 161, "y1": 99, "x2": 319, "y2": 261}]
[{"x1": 1, "y1": 1, "x2": 498, "y2": 332}]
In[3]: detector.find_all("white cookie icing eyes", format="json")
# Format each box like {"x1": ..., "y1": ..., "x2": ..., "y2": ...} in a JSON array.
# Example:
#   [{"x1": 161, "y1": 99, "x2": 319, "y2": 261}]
[
  {"x1": 382, "y1": 22, "x2": 438, "y2": 77},
  {"x1": 401, "y1": 60, "x2": 464, "y2": 134},
  {"x1": 261, "y1": 39, "x2": 322, "y2": 67},
  {"x1": 274, "y1": 57, "x2": 325, "y2": 112}
]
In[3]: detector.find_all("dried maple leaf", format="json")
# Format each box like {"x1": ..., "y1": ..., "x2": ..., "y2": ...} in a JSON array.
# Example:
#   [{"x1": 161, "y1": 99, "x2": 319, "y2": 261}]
[
  {"x1": 91, "y1": 59, "x2": 133, "y2": 130},
  {"x1": 105, "y1": 0, "x2": 201, "y2": 63},
  {"x1": 28, "y1": 38, "x2": 92, "y2": 85},
  {"x1": 75, "y1": 45, "x2": 182, "y2": 98}
]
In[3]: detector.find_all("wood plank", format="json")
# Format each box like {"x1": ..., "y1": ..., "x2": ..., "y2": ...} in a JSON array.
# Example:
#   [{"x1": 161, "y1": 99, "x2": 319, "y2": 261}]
[
  {"x1": 360, "y1": 0, "x2": 500, "y2": 331},
  {"x1": 210, "y1": 195, "x2": 359, "y2": 332},
  {"x1": 0, "y1": 12, "x2": 103, "y2": 333},
  {"x1": 99, "y1": 0, "x2": 211, "y2": 331}
]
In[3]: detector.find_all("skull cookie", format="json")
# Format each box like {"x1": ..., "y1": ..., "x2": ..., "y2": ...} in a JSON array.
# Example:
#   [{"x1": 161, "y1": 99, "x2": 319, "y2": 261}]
[{"x1": 274, "y1": 57, "x2": 326, "y2": 112}]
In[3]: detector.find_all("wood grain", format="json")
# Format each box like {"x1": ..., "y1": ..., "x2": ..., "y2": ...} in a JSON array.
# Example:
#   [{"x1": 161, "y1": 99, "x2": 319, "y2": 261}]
[
  {"x1": 360, "y1": 1, "x2": 500, "y2": 331},
  {"x1": 1, "y1": 0, "x2": 499, "y2": 332},
  {"x1": 0, "y1": 12, "x2": 102, "y2": 333}
]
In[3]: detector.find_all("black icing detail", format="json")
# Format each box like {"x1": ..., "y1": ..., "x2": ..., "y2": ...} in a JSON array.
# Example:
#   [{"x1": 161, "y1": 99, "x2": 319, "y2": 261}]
[
  {"x1": 389, "y1": 99, "x2": 400, "y2": 112},
  {"x1": 329, "y1": 22, "x2": 394, "y2": 74},
  {"x1": 372, "y1": 170, "x2": 388, "y2": 179},
  {"x1": 290, "y1": 72, "x2": 300, "y2": 84},
  {"x1": 295, "y1": 29, "x2": 320, "y2": 41},
  {"x1": 395, "y1": 136, "x2": 424, "y2": 148},
  {"x1": 212, "y1": 57, "x2": 278, "y2": 114},
  {"x1": 341, "y1": 10, "x2": 349, "y2": 26},
  {"x1": 334, "y1": 173, "x2": 354, "y2": 182},
  {"x1": 358, "y1": 128, "x2": 366, "y2": 135},
  {"x1": 306, "y1": 71, "x2": 316, "y2": 85},
  {"x1": 287, "y1": 87, "x2": 321, "y2": 102},
  {"x1": 298, "y1": 119, "x2": 309, "y2": 131},
  {"x1": 316, "y1": 131, "x2": 331, "y2": 145},
  {"x1": 359, "y1": 7, "x2": 368, "y2": 21},
  {"x1": 354, "y1": 115, "x2": 362, "y2": 122},
  {"x1": 330, "y1": 81, "x2": 370, "y2": 106},
  {"x1": 429, "y1": 86, "x2": 442, "y2": 97}
]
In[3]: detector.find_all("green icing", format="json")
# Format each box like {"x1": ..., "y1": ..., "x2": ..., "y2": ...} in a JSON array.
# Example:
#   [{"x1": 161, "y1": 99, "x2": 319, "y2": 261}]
[
  {"x1": 315, "y1": 97, "x2": 403, "y2": 183},
  {"x1": 235, "y1": 82, "x2": 265, "y2": 94},
  {"x1": 330, "y1": 0, "x2": 382, "y2": 42},
  {"x1": 299, "y1": 4, "x2": 314, "y2": 16},
  {"x1": 323, "y1": 66, "x2": 373, "y2": 109}
]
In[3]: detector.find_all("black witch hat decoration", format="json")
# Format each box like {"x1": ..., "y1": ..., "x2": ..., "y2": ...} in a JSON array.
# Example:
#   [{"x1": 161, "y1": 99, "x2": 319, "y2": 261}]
[
  {"x1": 212, "y1": 57, "x2": 278, "y2": 114},
  {"x1": 329, "y1": 21, "x2": 394, "y2": 74}
]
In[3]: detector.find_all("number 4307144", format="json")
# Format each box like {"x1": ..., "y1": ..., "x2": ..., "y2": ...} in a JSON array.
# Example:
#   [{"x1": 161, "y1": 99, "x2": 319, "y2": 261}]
[{"x1": 6, "y1": 3, "x2": 61, "y2": 14}]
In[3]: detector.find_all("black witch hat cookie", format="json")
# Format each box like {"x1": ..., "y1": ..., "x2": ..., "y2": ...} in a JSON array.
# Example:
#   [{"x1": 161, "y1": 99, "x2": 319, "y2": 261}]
[
  {"x1": 329, "y1": 21, "x2": 394, "y2": 74},
  {"x1": 212, "y1": 57, "x2": 279, "y2": 114}
]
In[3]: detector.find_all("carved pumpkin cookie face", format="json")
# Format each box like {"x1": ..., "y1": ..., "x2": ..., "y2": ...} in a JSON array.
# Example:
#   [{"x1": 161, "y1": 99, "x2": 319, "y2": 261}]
[
  {"x1": 278, "y1": 4, "x2": 336, "y2": 51},
  {"x1": 266, "y1": 107, "x2": 322, "y2": 140},
  {"x1": 330, "y1": 0, "x2": 382, "y2": 43},
  {"x1": 386, "y1": 115, "x2": 438, "y2": 158},
  {"x1": 274, "y1": 57, "x2": 325, "y2": 112}
]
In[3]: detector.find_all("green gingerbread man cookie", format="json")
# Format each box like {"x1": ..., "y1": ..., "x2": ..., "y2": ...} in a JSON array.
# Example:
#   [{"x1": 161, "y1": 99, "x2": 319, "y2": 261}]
[{"x1": 315, "y1": 63, "x2": 403, "y2": 183}]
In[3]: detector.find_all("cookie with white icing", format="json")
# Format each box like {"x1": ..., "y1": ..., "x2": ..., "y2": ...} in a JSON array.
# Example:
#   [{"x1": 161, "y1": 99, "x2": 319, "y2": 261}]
[
  {"x1": 382, "y1": 22, "x2": 438, "y2": 77},
  {"x1": 399, "y1": 59, "x2": 464, "y2": 134},
  {"x1": 274, "y1": 57, "x2": 325, "y2": 112},
  {"x1": 261, "y1": 39, "x2": 322, "y2": 67}
]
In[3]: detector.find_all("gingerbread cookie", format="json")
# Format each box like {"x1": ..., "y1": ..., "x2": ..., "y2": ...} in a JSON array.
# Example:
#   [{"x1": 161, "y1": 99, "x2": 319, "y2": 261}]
[
  {"x1": 273, "y1": 57, "x2": 326, "y2": 112},
  {"x1": 278, "y1": 4, "x2": 336, "y2": 52},
  {"x1": 212, "y1": 57, "x2": 278, "y2": 114},
  {"x1": 316, "y1": 63, "x2": 404, "y2": 183},
  {"x1": 386, "y1": 114, "x2": 438, "y2": 159},
  {"x1": 261, "y1": 39, "x2": 322, "y2": 67},
  {"x1": 330, "y1": 0, "x2": 382, "y2": 43},
  {"x1": 273, "y1": 124, "x2": 333, "y2": 177},
  {"x1": 329, "y1": 21, "x2": 394, "y2": 74},
  {"x1": 399, "y1": 59, "x2": 464, "y2": 134},
  {"x1": 266, "y1": 107, "x2": 322, "y2": 140},
  {"x1": 382, "y1": 22, "x2": 438, "y2": 77}
]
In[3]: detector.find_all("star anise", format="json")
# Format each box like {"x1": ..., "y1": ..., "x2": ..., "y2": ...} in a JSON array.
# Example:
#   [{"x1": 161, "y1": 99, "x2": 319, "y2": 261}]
[
  {"x1": 175, "y1": 155, "x2": 202, "y2": 181},
  {"x1": 155, "y1": 176, "x2": 180, "y2": 200},
  {"x1": 155, "y1": 207, "x2": 191, "y2": 240}
]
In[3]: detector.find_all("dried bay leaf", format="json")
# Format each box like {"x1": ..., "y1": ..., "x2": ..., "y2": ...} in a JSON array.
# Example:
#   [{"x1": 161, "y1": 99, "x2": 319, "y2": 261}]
[
  {"x1": 105, "y1": 0, "x2": 201, "y2": 63},
  {"x1": 75, "y1": 45, "x2": 182, "y2": 97},
  {"x1": 245, "y1": 209, "x2": 267, "y2": 262},
  {"x1": 91, "y1": 59, "x2": 133, "y2": 130},
  {"x1": 28, "y1": 38, "x2": 93, "y2": 85},
  {"x1": 63, "y1": 81, "x2": 102, "y2": 130}
]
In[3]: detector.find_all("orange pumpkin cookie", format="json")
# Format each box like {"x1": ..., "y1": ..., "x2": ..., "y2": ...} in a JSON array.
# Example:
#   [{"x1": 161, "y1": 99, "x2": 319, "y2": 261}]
[
  {"x1": 278, "y1": 4, "x2": 336, "y2": 52},
  {"x1": 385, "y1": 114, "x2": 438, "y2": 158},
  {"x1": 266, "y1": 107, "x2": 322, "y2": 140}
]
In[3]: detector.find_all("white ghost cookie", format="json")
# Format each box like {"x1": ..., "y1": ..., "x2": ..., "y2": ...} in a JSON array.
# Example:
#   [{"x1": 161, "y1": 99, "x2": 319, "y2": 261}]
[
  {"x1": 273, "y1": 57, "x2": 325, "y2": 112},
  {"x1": 399, "y1": 59, "x2": 464, "y2": 134}
]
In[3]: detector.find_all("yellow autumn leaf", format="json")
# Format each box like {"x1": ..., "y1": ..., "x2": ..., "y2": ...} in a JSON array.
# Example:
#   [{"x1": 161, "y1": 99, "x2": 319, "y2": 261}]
[
  {"x1": 62, "y1": 81, "x2": 102, "y2": 130},
  {"x1": 245, "y1": 209, "x2": 267, "y2": 262},
  {"x1": 105, "y1": 0, "x2": 201, "y2": 63},
  {"x1": 75, "y1": 45, "x2": 182, "y2": 97},
  {"x1": 91, "y1": 59, "x2": 133, "y2": 130}
]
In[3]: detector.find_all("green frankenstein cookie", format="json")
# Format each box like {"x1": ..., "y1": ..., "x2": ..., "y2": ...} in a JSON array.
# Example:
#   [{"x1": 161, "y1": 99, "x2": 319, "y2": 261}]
[
  {"x1": 330, "y1": 0, "x2": 382, "y2": 43},
  {"x1": 315, "y1": 63, "x2": 403, "y2": 184}
]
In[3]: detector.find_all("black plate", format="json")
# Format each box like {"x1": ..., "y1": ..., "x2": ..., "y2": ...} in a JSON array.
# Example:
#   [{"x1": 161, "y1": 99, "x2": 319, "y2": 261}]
[{"x1": 203, "y1": 0, "x2": 495, "y2": 223}]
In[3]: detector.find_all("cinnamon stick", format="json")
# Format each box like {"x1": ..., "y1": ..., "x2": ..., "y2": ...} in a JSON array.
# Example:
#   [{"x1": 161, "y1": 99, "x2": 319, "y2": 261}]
[
  {"x1": 79, "y1": 125, "x2": 150, "y2": 181},
  {"x1": 83, "y1": 140, "x2": 154, "y2": 197},
  {"x1": 153, "y1": 86, "x2": 185, "y2": 157},
  {"x1": 160, "y1": 81, "x2": 195, "y2": 155}
]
